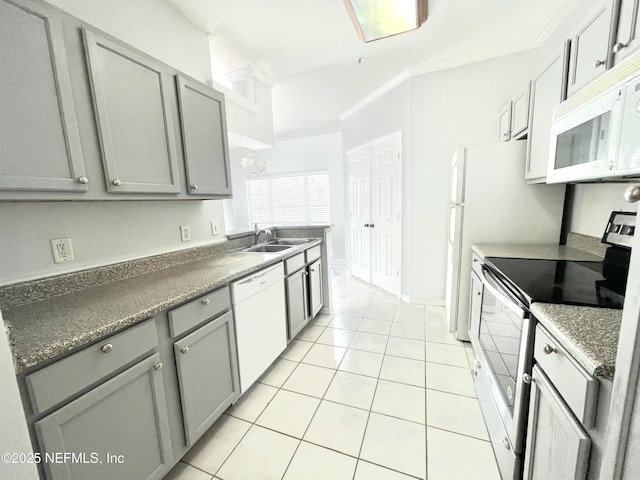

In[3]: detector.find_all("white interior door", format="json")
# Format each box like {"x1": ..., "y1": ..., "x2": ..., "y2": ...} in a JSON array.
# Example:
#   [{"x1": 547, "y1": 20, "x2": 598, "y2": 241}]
[
  {"x1": 348, "y1": 148, "x2": 370, "y2": 282},
  {"x1": 347, "y1": 133, "x2": 402, "y2": 295},
  {"x1": 370, "y1": 138, "x2": 401, "y2": 295}
]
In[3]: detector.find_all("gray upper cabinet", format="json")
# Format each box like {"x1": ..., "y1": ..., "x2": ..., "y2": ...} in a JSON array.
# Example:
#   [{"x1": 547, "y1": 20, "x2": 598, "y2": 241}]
[
  {"x1": 523, "y1": 365, "x2": 591, "y2": 480},
  {"x1": 0, "y1": 0, "x2": 87, "y2": 193},
  {"x1": 176, "y1": 76, "x2": 232, "y2": 197},
  {"x1": 567, "y1": 2, "x2": 615, "y2": 97},
  {"x1": 83, "y1": 30, "x2": 181, "y2": 194},
  {"x1": 35, "y1": 353, "x2": 173, "y2": 480},
  {"x1": 510, "y1": 82, "x2": 531, "y2": 139},
  {"x1": 498, "y1": 103, "x2": 512, "y2": 141},
  {"x1": 526, "y1": 43, "x2": 570, "y2": 183},
  {"x1": 174, "y1": 312, "x2": 240, "y2": 446},
  {"x1": 613, "y1": 0, "x2": 640, "y2": 64}
]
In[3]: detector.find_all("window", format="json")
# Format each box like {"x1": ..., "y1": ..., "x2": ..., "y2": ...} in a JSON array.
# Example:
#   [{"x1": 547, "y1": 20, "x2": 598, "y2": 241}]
[{"x1": 246, "y1": 170, "x2": 330, "y2": 226}]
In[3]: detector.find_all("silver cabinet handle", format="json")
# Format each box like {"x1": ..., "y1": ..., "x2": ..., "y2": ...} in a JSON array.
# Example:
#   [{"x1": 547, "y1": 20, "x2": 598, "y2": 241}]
[
  {"x1": 191, "y1": 184, "x2": 198, "y2": 190},
  {"x1": 502, "y1": 437, "x2": 511, "y2": 450},
  {"x1": 181, "y1": 346, "x2": 189, "y2": 354},
  {"x1": 624, "y1": 185, "x2": 640, "y2": 203},
  {"x1": 154, "y1": 362, "x2": 163, "y2": 370},
  {"x1": 101, "y1": 343, "x2": 113, "y2": 353},
  {"x1": 78, "y1": 176, "x2": 89, "y2": 184},
  {"x1": 594, "y1": 59, "x2": 605, "y2": 68},
  {"x1": 613, "y1": 42, "x2": 627, "y2": 53},
  {"x1": 522, "y1": 373, "x2": 532, "y2": 384},
  {"x1": 310, "y1": 269, "x2": 315, "y2": 272},
  {"x1": 542, "y1": 343, "x2": 557, "y2": 355},
  {"x1": 112, "y1": 179, "x2": 122, "y2": 186},
  {"x1": 201, "y1": 298, "x2": 210, "y2": 305}
]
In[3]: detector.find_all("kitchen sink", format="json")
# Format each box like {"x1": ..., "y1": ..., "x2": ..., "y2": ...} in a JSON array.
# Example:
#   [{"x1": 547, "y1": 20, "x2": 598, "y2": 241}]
[
  {"x1": 267, "y1": 238, "x2": 313, "y2": 246},
  {"x1": 243, "y1": 244, "x2": 293, "y2": 253}
]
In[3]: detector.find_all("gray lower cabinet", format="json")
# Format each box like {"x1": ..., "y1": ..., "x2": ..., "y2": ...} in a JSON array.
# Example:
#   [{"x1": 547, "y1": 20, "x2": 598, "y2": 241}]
[
  {"x1": 286, "y1": 269, "x2": 309, "y2": 339},
  {"x1": 308, "y1": 259, "x2": 323, "y2": 318},
  {"x1": 0, "y1": 0, "x2": 87, "y2": 193},
  {"x1": 34, "y1": 353, "x2": 173, "y2": 480},
  {"x1": 176, "y1": 76, "x2": 232, "y2": 197},
  {"x1": 523, "y1": 365, "x2": 591, "y2": 480},
  {"x1": 83, "y1": 29, "x2": 181, "y2": 195},
  {"x1": 526, "y1": 43, "x2": 570, "y2": 182},
  {"x1": 174, "y1": 311, "x2": 240, "y2": 446}
]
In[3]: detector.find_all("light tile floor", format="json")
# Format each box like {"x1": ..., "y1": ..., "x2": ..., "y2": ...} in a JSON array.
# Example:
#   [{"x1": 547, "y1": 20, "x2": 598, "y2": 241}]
[{"x1": 164, "y1": 270, "x2": 500, "y2": 480}]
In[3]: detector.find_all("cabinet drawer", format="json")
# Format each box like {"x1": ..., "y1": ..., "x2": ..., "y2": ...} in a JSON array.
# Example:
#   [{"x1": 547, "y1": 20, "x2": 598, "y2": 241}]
[
  {"x1": 285, "y1": 253, "x2": 305, "y2": 274},
  {"x1": 305, "y1": 245, "x2": 321, "y2": 263},
  {"x1": 169, "y1": 286, "x2": 230, "y2": 337},
  {"x1": 26, "y1": 319, "x2": 158, "y2": 416},
  {"x1": 534, "y1": 325, "x2": 599, "y2": 427}
]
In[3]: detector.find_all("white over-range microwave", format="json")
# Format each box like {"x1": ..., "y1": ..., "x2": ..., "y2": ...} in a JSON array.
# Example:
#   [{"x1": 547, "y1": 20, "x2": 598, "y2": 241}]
[{"x1": 547, "y1": 49, "x2": 640, "y2": 183}]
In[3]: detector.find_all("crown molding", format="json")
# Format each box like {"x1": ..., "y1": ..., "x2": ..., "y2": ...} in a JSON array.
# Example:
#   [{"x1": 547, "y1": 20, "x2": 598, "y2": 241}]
[
  {"x1": 339, "y1": 69, "x2": 410, "y2": 121},
  {"x1": 536, "y1": 0, "x2": 577, "y2": 45},
  {"x1": 226, "y1": 65, "x2": 277, "y2": 88}
]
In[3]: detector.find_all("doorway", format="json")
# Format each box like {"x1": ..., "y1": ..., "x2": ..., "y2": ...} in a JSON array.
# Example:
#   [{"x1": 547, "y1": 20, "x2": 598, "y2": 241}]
[{"x1": 347, "y1": 132, "x2": 402, "y2": 295}]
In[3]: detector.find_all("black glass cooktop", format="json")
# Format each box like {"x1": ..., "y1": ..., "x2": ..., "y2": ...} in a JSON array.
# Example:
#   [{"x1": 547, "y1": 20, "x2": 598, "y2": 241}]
[{"x1": 484, "y1": 257, "x2": 625, "y2": 309}]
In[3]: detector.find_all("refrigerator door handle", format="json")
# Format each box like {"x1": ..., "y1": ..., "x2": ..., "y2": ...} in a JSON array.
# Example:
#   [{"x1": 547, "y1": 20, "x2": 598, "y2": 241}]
[{"x1": 448, "y1": 205, "x2": 457, "y2": 244}]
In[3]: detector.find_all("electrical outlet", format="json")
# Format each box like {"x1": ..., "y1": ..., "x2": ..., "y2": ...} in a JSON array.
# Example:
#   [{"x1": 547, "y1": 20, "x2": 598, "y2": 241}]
[
  {"x1": 51, "y1": 238, "x2": 75, "y2": 264},
  {"x1": 180, "y1": 225, "x2": 191, "y2": 242},
  {"x1": 211, "y1": 220, "x2": 219, "y2": 236}
]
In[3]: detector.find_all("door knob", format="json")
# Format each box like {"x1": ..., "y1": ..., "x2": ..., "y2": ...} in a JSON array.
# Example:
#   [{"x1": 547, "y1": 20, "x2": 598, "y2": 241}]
[
  {"x1": 370, "y1": 224, "x2": 375, "y2": 228},
  {"x1": 364, "y1": 223, "x2": 370, "y2": 227}
]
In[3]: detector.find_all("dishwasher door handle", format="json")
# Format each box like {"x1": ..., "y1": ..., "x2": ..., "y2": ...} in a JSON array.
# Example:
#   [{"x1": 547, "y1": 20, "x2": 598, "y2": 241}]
[{"x1": 238, "y1": 270, "x2": 272, "y2": 285}]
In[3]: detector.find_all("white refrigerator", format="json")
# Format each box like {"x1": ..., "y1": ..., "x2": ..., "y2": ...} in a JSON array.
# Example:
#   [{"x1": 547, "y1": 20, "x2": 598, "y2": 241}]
[{"x1": 445, "y1": 141, "x2": 565, "y2": 341}]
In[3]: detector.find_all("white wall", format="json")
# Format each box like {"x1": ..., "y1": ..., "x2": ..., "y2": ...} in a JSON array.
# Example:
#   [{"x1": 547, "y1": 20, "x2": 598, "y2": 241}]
[
  {"x1": 569, "y1": 184, "x2": 638, "y2": 237},
  {"x1": 408, "y1": 50, "x2": 540, "y2": 303},
  {"x1": 227, "y1": 132, "x2": 346, "y2": 262},
  {"x1": 342, "y1": 51, "x2": 539, "y2": 302},
  {"x1": 0, "y1": 201, "x2": 225, "y2": 285},
  {"x1": 45, "y1": 0, "x2": 211, "y2": 83}
]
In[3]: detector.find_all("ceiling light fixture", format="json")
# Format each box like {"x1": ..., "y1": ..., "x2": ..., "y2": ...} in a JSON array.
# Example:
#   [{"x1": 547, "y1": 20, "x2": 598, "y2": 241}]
[{"x1": 344, "y1": 0, "x2": 428, "y2": 43}]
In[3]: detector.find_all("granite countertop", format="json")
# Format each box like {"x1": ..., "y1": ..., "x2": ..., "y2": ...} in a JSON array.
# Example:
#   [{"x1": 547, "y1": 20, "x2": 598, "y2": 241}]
[
  {"x1": 472, "y1": 243, "x2": 604, "y2": 261},
  {"x1": 531, "y1": 303, "x2": 621, "y2": 380},
  {"x1": 2, "y1": 239, "x2": 322, "y2": 373}
]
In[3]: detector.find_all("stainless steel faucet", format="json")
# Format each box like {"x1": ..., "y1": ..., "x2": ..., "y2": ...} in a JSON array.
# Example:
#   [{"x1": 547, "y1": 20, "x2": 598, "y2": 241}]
[{"x1": 254, "y1": 223, "x2": 272, "y2": 243}]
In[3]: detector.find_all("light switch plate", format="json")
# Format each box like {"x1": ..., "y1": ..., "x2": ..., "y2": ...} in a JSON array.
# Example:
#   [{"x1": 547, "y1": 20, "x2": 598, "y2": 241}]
[
  {"x1": 211, "y1": 221, "x2": 219, "y2": 235},
  {"x1": 180, "y1": 225, "x2": 191, "y2": 242}
]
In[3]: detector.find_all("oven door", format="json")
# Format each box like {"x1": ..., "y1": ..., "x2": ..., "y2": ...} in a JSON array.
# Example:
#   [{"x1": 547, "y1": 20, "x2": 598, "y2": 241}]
[{"x1": 472, "y1": 265, "x2": 534, "y2": 455}]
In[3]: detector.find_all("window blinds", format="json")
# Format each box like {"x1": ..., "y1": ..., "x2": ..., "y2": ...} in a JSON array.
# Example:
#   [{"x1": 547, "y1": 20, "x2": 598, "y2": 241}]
[{"x1": 246, "y1": 170, "x2": 330, "y2": 225}]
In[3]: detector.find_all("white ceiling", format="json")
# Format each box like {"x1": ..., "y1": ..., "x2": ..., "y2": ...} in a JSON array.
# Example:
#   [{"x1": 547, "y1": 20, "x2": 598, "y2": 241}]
[{"x1": 168, "y1": 0, "x2": 567, "y2": 140}]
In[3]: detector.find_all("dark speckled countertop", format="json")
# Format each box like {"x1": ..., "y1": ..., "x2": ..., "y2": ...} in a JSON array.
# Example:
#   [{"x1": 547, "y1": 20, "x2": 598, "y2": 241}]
[
  {"x1": 531, "y1": 303, "x2": 621, "y2": 380},
  {"x1": 2, "y1": 239, "x2": 321, "y2": 373}
]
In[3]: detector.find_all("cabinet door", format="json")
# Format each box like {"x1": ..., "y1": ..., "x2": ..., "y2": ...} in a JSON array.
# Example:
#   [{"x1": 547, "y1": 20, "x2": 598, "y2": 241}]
[
  {"x1": 0, "y1": 0, "x2": 87, "y2": 193},
  {"x1": 35, "y1": 354, "x2": 172, "y2": 480},
  {"x1": 526, "y1": 43, "x2": 570, "y2": 182},
  {"x1": 83, "y1": 30, "x2": 180, "y2": 194},
  {"x1": 176, "y1": 76, "x2": 232, "y2": 196},
  {"x1": 510, "y1": 82, "x2": 531, "y2": 139},
  {"x1": 498, "y1": 103, "x2": 512, "y2": 141},
  {"x1": 308, "y1": 259, "x2": 323, "y2": 318},
  {"x1": 174, "y1": 312, "x2": 240, "y2": 446},
  {"x1": 613, "y1": 0, "x2": 640, "y2": 64},
  {"x1": 567, "y1": 2, "x2": 614, "y2": 97},
  {"x1": 523, "y1": 365, "x2": 591, "y2": 480},
  {"x1": 286, "y1": 269, "x2": 308, "y2": 340}
]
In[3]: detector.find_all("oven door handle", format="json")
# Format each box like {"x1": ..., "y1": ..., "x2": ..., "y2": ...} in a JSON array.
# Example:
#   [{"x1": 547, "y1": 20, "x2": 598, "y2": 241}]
[{"x1": 481, "y1": 267, "x2": 526, "y2": 319}]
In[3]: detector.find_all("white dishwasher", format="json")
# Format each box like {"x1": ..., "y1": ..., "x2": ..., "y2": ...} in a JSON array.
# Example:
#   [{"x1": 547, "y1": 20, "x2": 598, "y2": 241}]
[{"x1": 231, "y1": 263, "x2": 287, "y2": 393}]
